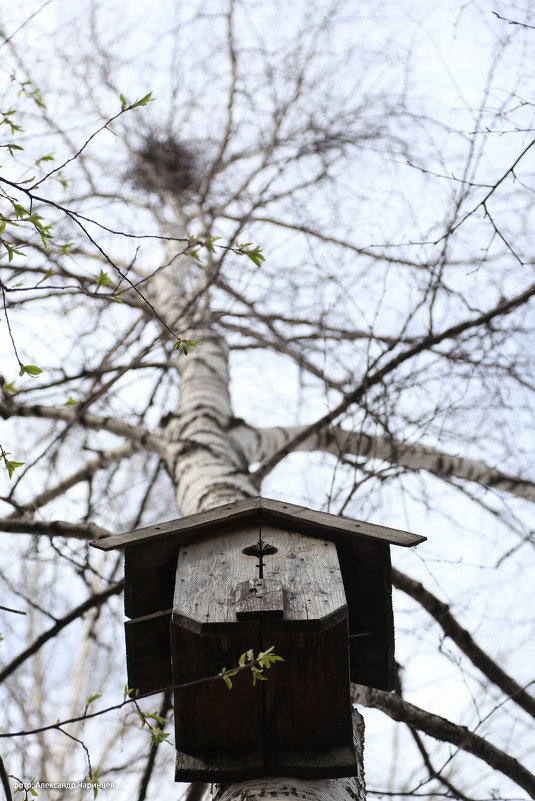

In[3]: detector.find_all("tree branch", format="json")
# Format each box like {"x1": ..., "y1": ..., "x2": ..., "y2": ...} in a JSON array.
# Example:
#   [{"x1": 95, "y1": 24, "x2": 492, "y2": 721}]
[
  {"x1": 252, "y1": 282, "x2": 535, "y2": 482},
  {"x1": 0, "y1": 401, "x2": 166, "y2": 452},
  {"x1": 232, "y1": 422, "x2": 535, "y2": 503},
  {"x1": 352, "y1": 684, "x2": 535, "y2": 798},
  {"x1": 5, "y1": 442, "x2": 140, "y2": 518},
  {"x1": 136, "y1": 691, "x2": 172, "y2": 801},
  {"x1": 0, "y1": 518, "x2": 111, "y2": 540},
  {"x1": 0, "y1": 755, "x2": 12, "y2": 801},
  {"x1": 392, "y1": 568, "x2": 535, "y2": 719},
  {"x1": 0, "y1": 581, "x2": 123, "y2": 684}
]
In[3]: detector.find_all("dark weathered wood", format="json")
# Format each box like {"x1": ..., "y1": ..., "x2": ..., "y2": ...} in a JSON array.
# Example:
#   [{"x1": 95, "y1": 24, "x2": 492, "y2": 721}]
[
  {"x1": 337, "y1": 539, "x2": 395, "y2": 690},
  {"x1": 175, "y1": 745, "x2": 263, "y2": 783},
  {"x1": 260, "y1": 497, "x2": 425, "y2": 547},
  {"x1": 90, "y1": 496, "x2": 426, "y2": 551},
  {"x1": 172, "y1": 624, "x2": 263, "y2": 753},
  {"x1": 175, "y1": 742, "x2": 358, "y2": 782},
  {"x1": 124, "y1": 609, "x2": 172, "y2": 697},
  {"x1": 235, "y1": 578, "x2": 284, "y2": 619},
  {"x1": 92, "y1": 497, "x2": 263, "y2": 550},
  {"x1": 100, "y1": 495, "x2": 425, "y2": 781},
  {"x1": 124, "y1": 537, "x2": 179, "y2": 619},
  {"x1": 172, "y1": 525, "x2": 264, "y2": 633},
  {"x1": 263, "y1": 618, "x2": 353, "y2": 750},
  {"x1": 260, "y1": 525, "x2": 347, "y2": 628},
  {"x1": 268, "y1": 742, "x2": 358, "y2": 778},
  {"x1": 172, "y1": 522, "x2": 356, "y2": 779}
]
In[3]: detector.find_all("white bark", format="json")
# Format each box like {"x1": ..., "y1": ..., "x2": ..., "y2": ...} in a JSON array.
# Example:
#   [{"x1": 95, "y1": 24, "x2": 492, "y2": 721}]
[
  {"x1": 161, "y1": 330, "x2": 259, "y2": 515},
  {"x1": 214, "y1": 776, "x2": 363, "y2": 801},
  {"x1": 229, "y1": 422, "x2": 535, "y2": 503}
]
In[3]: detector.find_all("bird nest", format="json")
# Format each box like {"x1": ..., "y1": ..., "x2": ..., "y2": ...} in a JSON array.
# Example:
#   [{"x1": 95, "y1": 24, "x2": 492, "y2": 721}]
[{"x1": 129, "y1": 137, "x2": 200, "y2": 195}]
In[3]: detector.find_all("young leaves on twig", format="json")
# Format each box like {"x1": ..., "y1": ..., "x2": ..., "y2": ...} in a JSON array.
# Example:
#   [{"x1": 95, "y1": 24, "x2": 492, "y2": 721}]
[
  {"x1": 219, "y1": 645, "x2": 284, "y2": 689},
  {"x1": 0, "y1": 447, "x2": 24, "y2": 479},
  {"x1": 119, "y1": 92, "x2": 153, "y2": 112}
]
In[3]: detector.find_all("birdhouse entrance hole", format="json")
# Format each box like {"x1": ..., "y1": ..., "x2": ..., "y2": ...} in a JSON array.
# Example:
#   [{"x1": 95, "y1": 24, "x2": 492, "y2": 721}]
[{"x1": 242, "y1": 539, "x2": 278, "y2": 577}]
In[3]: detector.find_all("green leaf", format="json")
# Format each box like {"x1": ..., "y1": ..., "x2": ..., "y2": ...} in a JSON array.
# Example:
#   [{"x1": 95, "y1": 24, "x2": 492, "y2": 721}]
[
  {"x1": 245, "y1": 247, "x2": 265, "y2": 267},
  {"x1": 150, "y1": 728, "x2": 170, "y2": 747},
  {"x1": 56, "y1": 171, "x2": 69, "y2": 189},
  {"x1": 5, "y1": 460, "x2": 24, "y2": 479},
  {"x1": 235, "y1": 242, "x2": 265, "y2": 267},
  {"x1": 64, "y1": 396, "x2": 78, "y2": 407},
  {"x1": 203, "y1": 235, "x2": 221, "y2": 253},
  {"x1": 219, "y1": 666, "x2": 238, "y2": 689},
  {"x1": 172, "y1": 338, "x2": 202, "y2": 355},
  {"x1": 19, "y1": 364, "x2": 43, "y2": 377},
  {"x1": 96, "y1": 270, "x2": 114, "y2": 289},
  {"x1": 2, "y1": 380, "x2": 17, "y2": 394},
  {"x1": 92, "y1": 765, "x2": 101, "y2": 799},
  {"x1": 61, "y1": 242, "x2": 75, "y2": 255},
  {"x1": 6, "y1": 143, "x2": 23, "y2": 156},
  {"x1": 252, "y1": 670, "x2": 267, "y2": 686},
  {"x1": 3, "y1": 241, "x2": 26, "y2": 261},
  {"x1": 36, "y1": 153, "x2": 54, "y2": 166},
  {"x1": 86, "y1": 693, "x2": 102, "y2": 706},
  {"x1": 12, "y1": 203, "x2": 29, "y2": 219},
  {"x1": 132, "y1": 91, "x2": 153, "y2": 108},
  {"x1": 120, "y1": 93, "x2": 128, "y2": 110}
]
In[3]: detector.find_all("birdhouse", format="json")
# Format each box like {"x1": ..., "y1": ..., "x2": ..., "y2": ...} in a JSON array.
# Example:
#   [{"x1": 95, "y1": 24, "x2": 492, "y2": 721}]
[{"x1": 90, "y1": 497, "x2": 425, "y2": 781}]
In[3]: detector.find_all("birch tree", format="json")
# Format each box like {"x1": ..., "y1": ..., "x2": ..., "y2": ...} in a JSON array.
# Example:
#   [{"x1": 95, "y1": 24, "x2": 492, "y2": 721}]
[{"x1": 1, "y1": 2, "x2": 535, "y2": 800}]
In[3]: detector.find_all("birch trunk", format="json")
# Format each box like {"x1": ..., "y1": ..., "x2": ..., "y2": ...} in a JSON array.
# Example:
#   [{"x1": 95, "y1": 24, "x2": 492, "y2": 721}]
[{"x1": 152, "y1": 241, "x2": 366, "y2": 797}]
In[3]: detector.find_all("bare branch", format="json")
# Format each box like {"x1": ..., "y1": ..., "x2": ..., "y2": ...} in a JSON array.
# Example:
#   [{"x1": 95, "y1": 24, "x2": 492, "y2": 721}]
[
  {"x1": 253, "y1": 283, "x2": 535, "y2": 482},
  {"x1": 392, "y1": 568, "x2": 535, "y2": 719},
  {"x1": 352, "y1": 685, "x2": 535, "y2": 798},
  {"x1": 0, "y1": 401, "x2": 166, "y2": 453},
  {"x1": 0, "y1": 518, "x2": 110, "y2": 540},
  {"x1": 0, "y1": 581, "x2": 123, "y2": 685},
  {"x1": 233, "y1": 423, "x2": 535, "y2": 503}
]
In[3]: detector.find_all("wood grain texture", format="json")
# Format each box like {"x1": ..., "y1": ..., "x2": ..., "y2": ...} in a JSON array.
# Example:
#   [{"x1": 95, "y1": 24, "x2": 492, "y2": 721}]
[
  {"x1": 263, "y1": 618, "x2": 353, "y2": 750},
  {"x1": 235, "y1": 578, "x2": 284, "y2": 619},
  {"x1": 172, "y1": 524, "x2": 347, "y2": 632}
]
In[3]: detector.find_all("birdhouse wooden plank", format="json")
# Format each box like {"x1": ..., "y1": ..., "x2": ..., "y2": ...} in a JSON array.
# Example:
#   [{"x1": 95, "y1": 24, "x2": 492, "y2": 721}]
[
  {"x1": 170, "y1": 523, "x2": 353, "y2": 775},
  {"x1": 90, "y1": 496, "x2": 425, "y2": 782}
]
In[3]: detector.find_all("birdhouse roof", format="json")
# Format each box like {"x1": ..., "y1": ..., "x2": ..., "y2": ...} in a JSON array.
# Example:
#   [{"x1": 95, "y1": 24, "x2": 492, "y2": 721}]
[{"x1": 90, "y1": 496, "x2": 425, "y2": 551}]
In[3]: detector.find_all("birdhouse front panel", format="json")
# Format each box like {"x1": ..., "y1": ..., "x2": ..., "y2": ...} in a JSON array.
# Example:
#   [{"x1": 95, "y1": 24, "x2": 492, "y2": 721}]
[{"x1": 171, "y1": 521, "x2": 354, "y2": 771}]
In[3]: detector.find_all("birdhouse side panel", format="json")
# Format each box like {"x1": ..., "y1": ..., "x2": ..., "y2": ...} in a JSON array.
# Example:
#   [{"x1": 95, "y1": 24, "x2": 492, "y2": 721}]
[
  {"x1": 124, "y1": 610, "x2": 172, "y2": 697},
  {"x1": 337, "y1": 540, "x2": 395, "y2": 690},
  {"x1": 124, "y1": 537, "x2": 179, "y2": 619}
]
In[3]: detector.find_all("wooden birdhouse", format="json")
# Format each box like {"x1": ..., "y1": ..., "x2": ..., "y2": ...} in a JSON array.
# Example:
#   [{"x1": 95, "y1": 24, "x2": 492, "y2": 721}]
[{"x1": 90, "y1": 497, "x2": 425, "y2": 781}]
